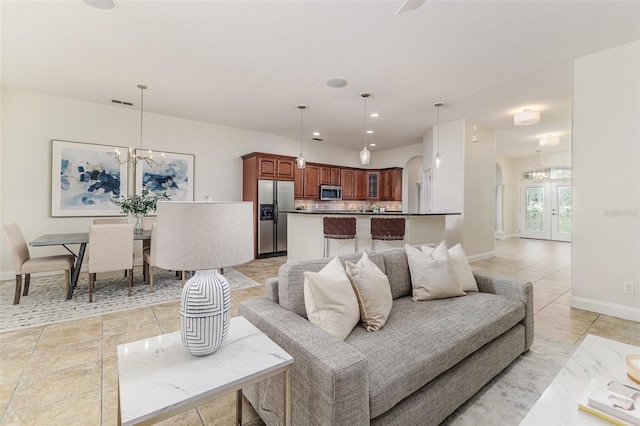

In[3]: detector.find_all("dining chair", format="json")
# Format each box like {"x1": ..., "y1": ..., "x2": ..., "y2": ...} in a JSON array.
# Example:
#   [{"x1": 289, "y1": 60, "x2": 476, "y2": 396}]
[
  {"x1": 93, "y1": 218, "x2": 128, "y2": 224},
  {"x1": 141, "y1": 217, "x2": 156, "y2": 282},
  {"x1": 1, "y1": 223, "x2": 75, "y2": 305},
  {"x1": 142, "y1": 223, "x2": 158, "y2": 292},
  {"x1": 88, "y1": 223, "x2": 134, "y2": 303}
]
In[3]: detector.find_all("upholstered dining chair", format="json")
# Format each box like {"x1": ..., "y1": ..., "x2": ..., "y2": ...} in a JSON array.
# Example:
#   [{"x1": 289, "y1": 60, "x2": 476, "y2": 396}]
[
  {"x1": 1, "y1": 223, "x2": 75, "y2": 305},
  {"x1": 88, "y1": 223, "x2": 134, "y2": 303},
  {"x1": 142, "y1": 223, "x2": 158, "y2": 292},
  {"x1": 141, "y1": 217, "x2": 156, "y2": 282},
  {"x1": 93, "y1": 218, "x2": 128, "y2": 224}
]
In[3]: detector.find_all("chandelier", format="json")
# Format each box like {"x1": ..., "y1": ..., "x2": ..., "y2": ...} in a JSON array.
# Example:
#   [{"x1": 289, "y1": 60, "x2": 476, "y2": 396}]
[
  {"x1": 115, "y1": 84, "x2": 165, "y2": 168},
  {"x1": 530, "y1": 150, "x2": 546, "y2": 183}
]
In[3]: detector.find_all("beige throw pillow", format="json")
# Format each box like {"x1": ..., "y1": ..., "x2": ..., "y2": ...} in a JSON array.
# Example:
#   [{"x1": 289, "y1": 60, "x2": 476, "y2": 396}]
[
  {"x1": 303, "y1": 257, "x2": 360, "y2": 340},
  {"x1": 406, "y1": 242, "x2": 466, "y2": 301},
  {"x1": 345, "y1": 251, "x2": 393, "y2": 331},
  {"x1": 449, "y1": 243, "x2": 479, "y2": 292}
]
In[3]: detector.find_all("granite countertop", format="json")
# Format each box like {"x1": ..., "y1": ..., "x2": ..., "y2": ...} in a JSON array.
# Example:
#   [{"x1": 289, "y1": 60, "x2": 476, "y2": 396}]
[{"x1": 283, "y1": 210, "x2": 461, "y2": 216}]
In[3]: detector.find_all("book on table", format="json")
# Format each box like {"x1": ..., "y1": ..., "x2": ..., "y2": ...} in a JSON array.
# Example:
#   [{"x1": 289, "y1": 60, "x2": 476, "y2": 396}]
[{"x1": 578, "y1": 377, "x2": 640, "y2": 426}]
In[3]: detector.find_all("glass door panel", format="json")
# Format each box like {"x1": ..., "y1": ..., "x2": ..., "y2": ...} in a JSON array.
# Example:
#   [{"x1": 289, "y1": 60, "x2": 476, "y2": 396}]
[
  {"x1": 520, "y1": 183, "x2": 550, "y2": 239},
  {"x1": 551, "y1": 184, "x2": 572, "y2": 242}
]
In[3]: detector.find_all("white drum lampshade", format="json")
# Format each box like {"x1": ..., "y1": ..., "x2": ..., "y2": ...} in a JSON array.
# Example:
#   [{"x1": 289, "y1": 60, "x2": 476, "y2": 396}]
[{"x1": 155, "y1": 201, "x2": 254, "y2": 356}]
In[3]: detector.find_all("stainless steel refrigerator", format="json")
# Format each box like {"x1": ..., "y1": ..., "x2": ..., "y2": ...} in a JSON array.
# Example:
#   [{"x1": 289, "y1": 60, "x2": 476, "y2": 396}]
[{"x1": 258, "y1": 180, "x2": 294, "y2": 257}]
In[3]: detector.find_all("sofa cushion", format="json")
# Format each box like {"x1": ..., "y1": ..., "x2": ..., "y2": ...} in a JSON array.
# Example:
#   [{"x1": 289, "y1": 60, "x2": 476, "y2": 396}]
[
  {"x1": 345, "y1": 292, "x2": 525, "y2": 419},
  {"x1": 304, "y1": 257, "x2": 360, "y2": 340},
  {"x1": 407, "y1": 243, "x2": 466, "y2": 301},
  {"x1": 345, "y1": 251, "x2": 393, "y2": 331},
  {"x1": 379, "y1": 248, "x2": 413, "y2": 300},
  {"x1": 279, "y1": 252, "x2": 386, "y2": 318},
  {"x1": 449, "y1": 243, "x2": 479, "y2": 292}
]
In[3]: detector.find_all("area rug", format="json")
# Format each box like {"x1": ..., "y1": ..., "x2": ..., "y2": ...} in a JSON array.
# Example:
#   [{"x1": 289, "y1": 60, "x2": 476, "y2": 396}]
[
  {"x1": 442, "y1": 334, "x2": 577, "y2": 425},
  {"x1": 0, "y1": 267, "x2": 261, "y2": 333}
]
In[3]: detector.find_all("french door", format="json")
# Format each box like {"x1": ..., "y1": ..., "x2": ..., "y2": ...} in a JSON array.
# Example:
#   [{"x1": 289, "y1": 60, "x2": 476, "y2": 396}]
[{"x1": 519, "y1": 182, "x2": 572, "y2": 242}]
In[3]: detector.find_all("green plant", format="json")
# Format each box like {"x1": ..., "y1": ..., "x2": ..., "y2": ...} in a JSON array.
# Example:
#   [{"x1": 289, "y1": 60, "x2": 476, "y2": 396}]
[{"x1": 111, "y1": 188, "x2": 170, "y2": 216}]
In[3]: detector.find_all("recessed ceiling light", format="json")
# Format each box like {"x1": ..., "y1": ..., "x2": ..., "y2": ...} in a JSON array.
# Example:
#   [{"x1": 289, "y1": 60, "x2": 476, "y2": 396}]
[
  {"x1": 81, "y1": 0, "x2": 118, "y2": 10},
  {"x1": 370, "y1": 113, "x2": 379, "y2": 118},
  {"x1": 367, "y1": 130, "x2": 374, "y2": 134},
  {"x1": 326, "y1": 78, "x2": 348, "y2": 88},
  {"x1": 312, "y1": 132, "x2": 320, "y2": 136},
  {"x1": 369, "y1": 143, "x2": 376, "y2": 147}
]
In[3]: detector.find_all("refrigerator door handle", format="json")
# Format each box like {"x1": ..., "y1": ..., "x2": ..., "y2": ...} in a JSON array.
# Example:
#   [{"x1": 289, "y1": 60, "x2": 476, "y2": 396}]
[{"x1": 274, "y1": 201, "x2": 278, "y2": 224}]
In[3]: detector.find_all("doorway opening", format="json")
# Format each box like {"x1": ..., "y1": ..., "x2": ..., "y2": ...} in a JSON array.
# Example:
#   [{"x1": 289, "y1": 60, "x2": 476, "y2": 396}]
[{"x1": 519, "y1": 180, "x2": 572, "y2": 242}]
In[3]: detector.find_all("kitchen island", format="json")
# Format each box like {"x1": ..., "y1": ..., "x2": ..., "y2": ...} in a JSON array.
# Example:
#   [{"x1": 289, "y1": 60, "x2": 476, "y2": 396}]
[{"x1": 285, "y1": 211, "x2": 461, "y2": 261}]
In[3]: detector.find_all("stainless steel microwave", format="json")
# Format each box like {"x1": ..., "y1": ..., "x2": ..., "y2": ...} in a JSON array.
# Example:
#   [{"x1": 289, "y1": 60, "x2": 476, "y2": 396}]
[{"x1": 320, "y1": 185, "x2": 342, "y2": 200}]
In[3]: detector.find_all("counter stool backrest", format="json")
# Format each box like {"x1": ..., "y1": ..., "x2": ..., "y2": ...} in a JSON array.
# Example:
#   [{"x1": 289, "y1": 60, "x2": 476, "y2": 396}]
[
  {"x1": 322, "y1": 217, "x2": 357, "y2": 257},
  {"x1": 370, "y1": 217, "x2": 406, "y2": 251}
]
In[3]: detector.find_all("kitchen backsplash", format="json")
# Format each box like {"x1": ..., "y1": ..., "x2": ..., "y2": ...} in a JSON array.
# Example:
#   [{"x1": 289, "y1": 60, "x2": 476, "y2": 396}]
[{"x1": 295, "y1": 200, "x2": 403, "y2": 212}]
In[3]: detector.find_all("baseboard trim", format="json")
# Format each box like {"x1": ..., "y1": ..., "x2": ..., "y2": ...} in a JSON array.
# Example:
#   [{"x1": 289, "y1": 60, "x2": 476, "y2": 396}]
[
  {"x1": 570, "y1": 296, "x2": 640, "y2": 322},
  {"x1": 467, "y1": 251, "x2": 496, "y2": 263},
  {"x1": 495, "y1": 232, "x2": 516, "y2": 240}
]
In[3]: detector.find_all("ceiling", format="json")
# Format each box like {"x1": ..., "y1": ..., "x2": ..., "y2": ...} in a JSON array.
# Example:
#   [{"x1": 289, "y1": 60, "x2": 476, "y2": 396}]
[{"x1": 2, "y1": 1, "x2": 639, "y2": 158}]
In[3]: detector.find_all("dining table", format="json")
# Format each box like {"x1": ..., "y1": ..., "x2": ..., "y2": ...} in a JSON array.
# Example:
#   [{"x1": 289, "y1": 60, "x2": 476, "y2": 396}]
[{"x1": 29, "y1": 230, "x2": 152, "y2": 300}]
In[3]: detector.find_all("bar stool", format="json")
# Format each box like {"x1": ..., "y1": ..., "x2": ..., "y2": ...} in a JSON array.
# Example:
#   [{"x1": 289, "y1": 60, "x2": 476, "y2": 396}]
[
  {"x1": 370, "y1": 217, "x2": 405, "y2": 251},
  {"x1": 323, "y1": 217, "x2": 357, "y2": 258}
]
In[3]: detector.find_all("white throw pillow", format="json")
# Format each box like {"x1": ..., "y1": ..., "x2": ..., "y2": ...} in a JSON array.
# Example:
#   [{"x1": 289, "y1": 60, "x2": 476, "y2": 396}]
[
  {"x1": 406, "y1": 242, "x2": 466, "y2": 301},
  {"x1": 449, "y1": 243, "x2": 479, "y2": 292},
  {"x1": 345, "y1": 251, "x2": 393, "y2": 331},
  {"x1": 303, "y1": 257, "x2": 360, "y2": 340}
]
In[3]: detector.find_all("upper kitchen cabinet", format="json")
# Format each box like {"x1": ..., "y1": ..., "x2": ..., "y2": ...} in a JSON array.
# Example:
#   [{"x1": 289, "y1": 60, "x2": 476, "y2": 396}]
[
  {"x1": 367, "y1": 171, "x2": 379, "y2": 200},
  {"x1": 249, "y1": 153, "x2": 295, "y2": 180},
  {"x1": 320, "y1": 167, "x2": 341, "y2": 186},
  {"x1": 303, "y1": 165, "x2": 321, "y2": 199},
  {"x1": 341, "y1": 169, "x2": 355, "y2": 200},
  {"x1": 355, "y1": 170, "x2": 367, "y2": 200},
  {"x1": 381, "y1": 167, "x2": 403, "y2": 201},
  {"x1": 294, "y1": 167, "x2": 304, "y2": 198}
]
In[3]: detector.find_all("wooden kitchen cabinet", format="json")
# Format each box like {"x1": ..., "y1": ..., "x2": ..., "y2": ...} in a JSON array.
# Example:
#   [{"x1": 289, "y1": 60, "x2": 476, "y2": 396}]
[
  {"x1": 341, "y1": 169, "x2": 355, "y2": 200},
  {"x1": 320, "y1": 167, "x2": 341, "y2": 186},
  {"x1": 381, "y1": 168, "x2": 403, "y2": 201},
  {"x1": 367, "y1": 171, "x2": 380, "y2": 200},
  {"x1": 303, "y1": 165, "x2": 320, "y2": 199},
  {"x1": 355, "y1": 170, "x2": 367, "y2": 200},
  {"x1": 259, "y1": 156, "x2": 294, "y2": 179},
  {"x1": 294, "y1": 167, "x2": 304, "y2": 198}
]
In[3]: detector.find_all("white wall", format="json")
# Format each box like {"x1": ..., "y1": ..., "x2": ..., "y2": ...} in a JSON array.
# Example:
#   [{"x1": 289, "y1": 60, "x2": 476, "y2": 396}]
[
  {"x1": 0, "y1": 88, "x2": 362, "y2": 277},
  {"x1": 572, "y1": 41, "x2": 640, "y2": 322},
  {"x1": 463, "y1": 122, "x2": 496, "y2": 259},
  {"x1": 421, "y1": 119, "x2": 496, "y2": 258}
]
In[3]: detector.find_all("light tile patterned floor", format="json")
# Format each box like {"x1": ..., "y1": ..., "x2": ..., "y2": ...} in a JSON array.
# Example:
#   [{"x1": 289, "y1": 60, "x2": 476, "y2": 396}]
[{"x1": 0, "y1": 239, "x2": 638, "y2": 425}]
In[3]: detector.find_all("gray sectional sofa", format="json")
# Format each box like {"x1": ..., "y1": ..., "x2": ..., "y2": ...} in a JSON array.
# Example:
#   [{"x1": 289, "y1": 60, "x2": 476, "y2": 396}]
[{"x1": 239, "y1": 247, "x2": 533, "y2": 425}]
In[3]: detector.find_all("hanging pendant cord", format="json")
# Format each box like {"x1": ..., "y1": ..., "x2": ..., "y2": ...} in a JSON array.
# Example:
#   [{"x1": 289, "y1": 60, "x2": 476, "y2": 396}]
[
  {"x1": 300, "y1": 107, "x2": 303, "y2": 155},
  {"x1": 363, "y1": 95, "x2": 367, "y2": 149}
]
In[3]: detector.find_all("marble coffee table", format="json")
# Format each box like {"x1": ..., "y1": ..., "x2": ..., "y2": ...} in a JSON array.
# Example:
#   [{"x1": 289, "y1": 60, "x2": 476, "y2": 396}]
[
  {"x1": 117, "y1": 316, "x2": 293, "y2": 425},
  {"x1": 520, "y1": 334, "x2": 640, "y2": 425}
]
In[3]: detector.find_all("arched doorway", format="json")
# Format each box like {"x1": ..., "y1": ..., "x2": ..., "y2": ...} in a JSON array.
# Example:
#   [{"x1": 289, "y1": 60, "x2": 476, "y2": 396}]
[{"x1": 403, "y1": 156, "x2": 423, "y2": 213}]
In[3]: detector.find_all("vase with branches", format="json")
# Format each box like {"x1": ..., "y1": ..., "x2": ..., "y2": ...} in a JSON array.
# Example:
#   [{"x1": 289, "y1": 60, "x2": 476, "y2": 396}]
[{"x1": 111, "y1": 188, "x2": 170, "y2": 233}]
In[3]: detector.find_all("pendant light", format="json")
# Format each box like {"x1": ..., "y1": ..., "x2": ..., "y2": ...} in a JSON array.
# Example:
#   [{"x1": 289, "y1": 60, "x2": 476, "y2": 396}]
[
  {"x1": 433, "y1": 102, "x2": 445, "y2": 168},
  {"x1": 360, "y1": 92, "x2": 372, "y2": 165},
  {"x1": 296, "y1": 105, "x2": 307, "y2": 169},
  {"x1": 115, "y1": 84, "x2": 165, "y2": 169}
]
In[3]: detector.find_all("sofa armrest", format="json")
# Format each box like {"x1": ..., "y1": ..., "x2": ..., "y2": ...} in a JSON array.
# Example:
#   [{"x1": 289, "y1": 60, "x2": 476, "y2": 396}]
[
  {"x1": 239, "y1": 297, "x2": 369, "y2": 426},
  {"x1": 473, "y1": 271, "x2": 534, "y2": 351},
  {"x1": 264, "y1": 277, "x2": 279, "y2": 303}
]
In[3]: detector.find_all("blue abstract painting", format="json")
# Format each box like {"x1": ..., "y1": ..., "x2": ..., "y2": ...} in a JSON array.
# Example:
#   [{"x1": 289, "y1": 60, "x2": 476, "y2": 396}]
[
  {"x1": 135, "y1": 150, "x2": 194, "y2": 201},
  {"x1": 52, "y1": 140, "x2": 128, "y2": 216}
]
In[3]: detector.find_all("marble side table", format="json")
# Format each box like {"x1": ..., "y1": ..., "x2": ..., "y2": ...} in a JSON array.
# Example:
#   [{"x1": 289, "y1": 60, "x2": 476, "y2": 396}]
[
  {"x1": 117, "y1": 316, "x2": 293, "y2": 425},
  {"x1": 520, "y1": 334, "x2": 640, "y2": 425}
]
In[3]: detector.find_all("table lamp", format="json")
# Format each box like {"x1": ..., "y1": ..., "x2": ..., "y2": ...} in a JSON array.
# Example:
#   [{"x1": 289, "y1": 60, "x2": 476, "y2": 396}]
[{"x1": 155, "y1": 201, "x2": 254, "y2": 356}]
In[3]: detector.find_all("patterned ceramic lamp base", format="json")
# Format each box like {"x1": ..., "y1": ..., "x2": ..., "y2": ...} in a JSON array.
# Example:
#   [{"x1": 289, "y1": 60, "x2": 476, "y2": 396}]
[{"x1": 180, "y1": 269, "x2": 231, "y2": 356}]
